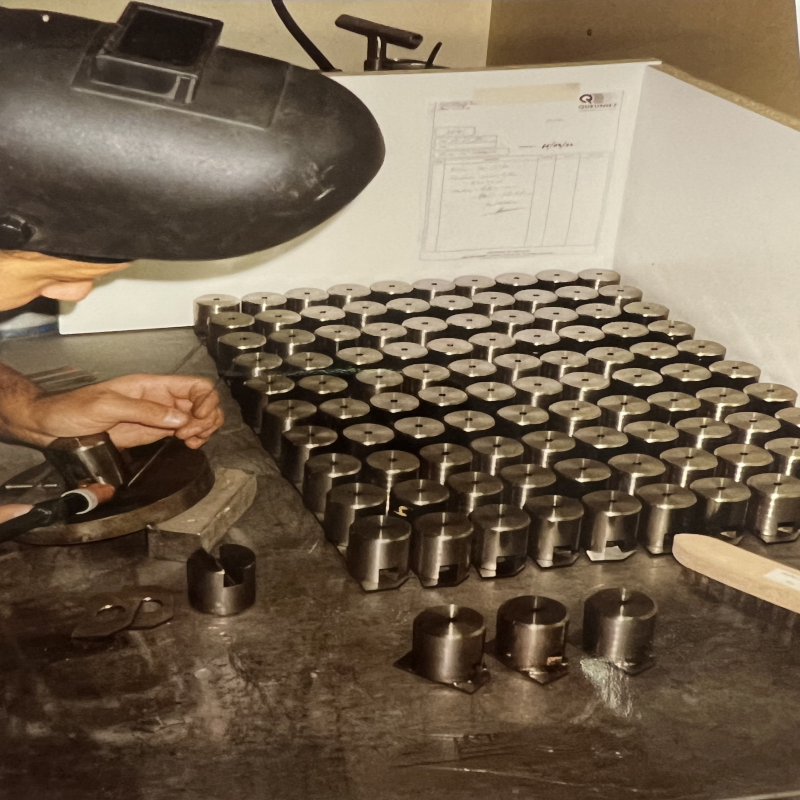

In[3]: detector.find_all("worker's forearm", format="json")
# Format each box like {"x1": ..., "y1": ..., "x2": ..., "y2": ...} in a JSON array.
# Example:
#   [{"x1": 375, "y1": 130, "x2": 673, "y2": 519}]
[{"x1": 0, "y1": 362, "x2": 45, "y2": 446}]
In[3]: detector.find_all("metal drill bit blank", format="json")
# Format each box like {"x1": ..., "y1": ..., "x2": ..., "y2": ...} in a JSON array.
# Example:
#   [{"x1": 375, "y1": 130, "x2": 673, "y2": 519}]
[
  {"x1": 525, "y1": 494, "x2": 583, "y2": 567},
  {"x1": 390, "y1": 479, "x2": 450, "y2": 524},
  {"x1": 608, "y1": 453, "x2": 666, "y2": 495},
  {"x1": 319, "y1": 397, "x2": 371, "y2": 432},
  {"x1": 267, "y1": 328, "x2": 316, "y2": 359},
  {"x1": 419, "y1": 442, "x2": 474, "y2": 484},
  {"x1": 561, "y1": 372, "x2": 610, "y2": 403},
  {"x1": 364, "y1": 449, "x2": 421, "y2": 512},
  {"x1": 242, "y1": 290, "x2": 288, "y2": 316},
  {"x1": 500, "y1": 463, "x2": 557, "y2": 508},
  {"x1": 598, "y1": 284, "x2": 643, "y2": 309},
  {"x1": 338, "y1": 346, "x2": 383, "y2": 369},
  {"x1": 429, "y1": 294, "x2": 473, "y2": 319},
  {"x1": 601, "y1": 320, "x2": 650, "y2": 348},
  {"x1": 745, "y1": 473, "x2": 800, "y2": 543},
  {"x1": 610, "y1": 367, "x2": 663, "y2": 398},
  {"x1": 578, "y1": 268, "x2": 621, "y2": 289},
  {"x1": 573, "y1": 426, "x2": 629, "y2": 462},
  {"x1": 622, "y1": 301, "x2": 668, "y2": 325},
  {"x1": 697, "y1": 387, "x2": 750, "y2": 421},
  {"x1": 676, "y1": 416, "x2": 733, "y2": 451},
  {"x1": 490, "y1": 310, "x2": 536, "y2": 338},
  {"x1": 582, "y1": 588, "x2": 656, "y2": 674},
  {"x1": 677, "y1": 339, "x2": 726, "y2": 366},
  {"x1": 280, "y1": 425, "x2": 338, "y2": 485},
  {"x1": 285, "y1": 287, "x2": 329, "y2": 311},
  {"x1": 343, "y1": 300, "x2": 388, "y2": 328},
  {"x1": 709, "y1": 360, "x2": 761, "y2": 390},
  {"x1": 342, "y1": 423, "x2": 395, "y2": 459},
  {"x1": 535, "y1": 269, "x2": 578, "y2": 291},
  {"x1": 381, "y1": 342, "x2": 429, "y2": 370},
  {"x1": 540, "y1": 350, "x2": 590, "y2": 380},
  {"x1": 412, "y1": 278, "x2": 456, "y2": 301},
  {"x1": 724, "y1": 411, "x2": 782, "y2": 446},
  {"x1": 555, "y1": 285, "x2": 598, "y2": 309},
  {"x1": 660, "y1": 447, "x2": 718, "y2": 487},
  {"x1": 401, "y1": 363, "x2": 450, "y2": 395},
  {"x1": 394, "y1": 417, "x2": 446, "y2": 453},
  {"x1": 496, "y1": 404, "x2": 549, "y2": 437},
  {"x1": 385, "y1": 297, "x2": 431, "y2": 325},
  {"x1": 493, "y1": 353, "x2": 541, "y2": 384},
  {"x1": 581, "y1": 490, "x2": 641, "y2": 561},
  {"x1": 688, "y1": 476, "x2": 751, "y2": 544},
  {"x1": 576, "y1": 303, "x2": 622, "y2": 326},
  {"x1": 534, "y1": 306, "x2": 580, "y2": 333},
  {"x1": 194, "y1": 293, "x2": 239, "y2": 336},
  {"x1": 548, "y1": 400, "x2": 602, "y2": 436},
  {"x1": 471, "y1": 291, "x2": 515, "y2": 317},
  {"x1": 470, "y1": 436, "x2": 524, "y2": 476},
  {"x1": 346, "y1": 515, "x2": 412, "y2": 592},
  {"x1": 715, "y1": 444, "x2": 774, "y2": 483},
  {"x1": 647, "y1": 391, "x2": 702, "y2": 425},
  {"x1": 558, "y1": 325, "x2": 605, "y2": 353},
  {"x1": 216, "y1": 331, "x2": 267, "y2": 374},
  {"x1": 296, "y1": 374, "x2": 349, "y2": 405},
  {"x1": 636, "y1": 483, "x2": 697, "y2": 554},
  {"x1": 495, "y1": 271, "x2": 538, "y2": 290},
  {"x1": 553, "y1": 458, "x2": 611, "y2": 498},
  {"x1": 598, "y1": 394, "x2": 650, "y2": 431},
  {"x1": 647, "y1": 319, "x2": 695, "y2": 344},
  {"x1": 447, "y1": 471, "x2": 504, "y2": 515},
  {"x1": 449, "y1": 358, "x2": 497, "y2": 387},
  {"x1": 514, "y1": 328, "x2": 561, "y2": 356},
  {"x1": 765, "y1": 438, "x2": 800, "y2": 477},
  {"x1": 469, "y1": 332, "x2": 515, "y2": 362},
  {"x1": 370, "y1": 280, "x2": 413, "y2": 302},
  {"x1": 453, "y1": 274, "x2": 495, "y2": 297},
  {"x1": 624, "y1": 420, "x2": 680, "y2": 457},
  {"x1": 312, "y1": 324, "x2": 361, "y2": 356},
  {"x1": 326, "y1": 283, "x2": 371, "y2": 308},
  {"x1": 443, "y1": 410, "x2": 496, "y2": 444},
  {"x1": 409, "y1": 513, "x2": 474, "y2": 587},
  {"x1": 303, "y1": 452, "x2": 362, "y2": 520},
  {"x1": 470, "y1": 503, "x2": 530, "y2": 578},
  {"x1": 403, "y1": 316, "x2": 449, "y2": 346},
  {"x1": 323, "y1": 482, "x2": 388, "y2": 553},
  {"x1": 360, "y1": 322, "x2": 408, "y2": 350},
  {"x1": 260, "y1": 399, "x2": 317, "y2": 460},
  {"x1": 512, "y1": 376, "x2": 563, "y2": 408},
  {"x1": 744, "y1": 383, "x2": 798, "y2": 415},
  {"x1": 514, "y1": 288, "x2": 558, "y2": 314},
  {"x1": 522, "y1": 430, "x2": 577, "y2": 468},
  {"x1": 353, "y1": 368, "x2": 404, "y2": 399},
  {"x1": 298, "y1": 305, "x2": 346, "y2": 330}
]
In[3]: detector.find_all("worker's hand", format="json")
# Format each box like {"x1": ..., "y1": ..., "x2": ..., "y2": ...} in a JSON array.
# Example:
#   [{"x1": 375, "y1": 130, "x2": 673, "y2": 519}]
[
  {"x1": 23, "y1": 374, "x2": 223, "y2": 450},
  {"x1": 0, "y1": 504, "x2": 32, "y2": 525}
]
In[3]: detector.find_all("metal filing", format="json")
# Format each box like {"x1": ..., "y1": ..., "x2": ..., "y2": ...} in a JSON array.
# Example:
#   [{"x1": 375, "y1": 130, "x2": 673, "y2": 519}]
[
  {"x1": 296, "y1": 375, "x2": 349, "y2": 405},
  {"x1": 216, "y1": 331, "x2": 266, "y2": 374},
  {"x1": 676, "y1": 417, "x2": 733, "y2": 451},
  {"x1": 267, "y1": 328, "x2": 315, "y2": 359},
  {"x1": 346, "y1": 515, "x2": 411, "y2": 592},
  {"x1": 194, "y1": 294, "x2": 239, "y2": 336},
  {"x1": 385, "y1": 297, "x2": 431, "y2": 325},
  {"x1": 495, "y1": 595, "x2": 573, "y2": 687},
  {"x1": 514, "y1": 288, "x2": 558, "y2": 314},
  {"x1": 745, "y1": 473, "x2": 800, "y2": 543},
  {"x1": 725, "y1": 411, "x2": 782, "y2": 446},
  {"x1": 426, "y1": 337, "x2": 474, "y2": 365},
  {"x1": 622, "y1": 301, "x2": 669, "y2": 325},
  {"x1": 369, "y1": 392, "x2": 420, "y2": 427},
  {"x1": 598, "y1": 284, "x2": 643, "y2": 308},
  {"x1": 555, "y1": 286, "x2": 598, "y2": 309},
  {"x1": 396, "y1": 604, "x2": 488, "y2": 692},
  {"x1": 553, "y1": 458, "x2": 611, "y2": 497},
  {"x1": 338, "y1": 346, "x2": 383, "y2": 369},
  {"x1": 587, "y1": 347, "x2": 635, "y2": 378},
  {"x1": 353, "y1": 368, "x2": 404, "y2": 399},
  {"x1": 647, "y1": 391, "x2": 702, "y2": 425},
  {"x1": 715, "y1": 444, "x2": 774, "y2": 483},
  {"x1": 361, "y1": 322, "x2": 408, "y2": 350},
  {"x1": 574, "y1": 426, "x2": 629, "y2": 462},
  {"x1": 370, "y1": 280, "x2": 413, "y2": 302},
  {"x1": 410, "y1": 516, "x2": 474, "y2": 589},
  {"x1": 285, "y1": 287, "x2": 328, "y2": 311},
  {"x1": 610, "y1": 367, "x2": 664, "y2": 398},
  {"x1": 578, "y1": 268, "x2": 621, "y2": 288},
  {"x1": 260, "y1": 399, "x2": 317, "y2": 461},
  {"x1": 470, "y1": 503, "x2": 530, "y2": 578},
  {"x1": 561, "y1": 371, "x2": 610, "y2": 403},
  {"x1": 493, "y1": 353, "x2": 541, "y2": 384},
  {"x1": 660, "y1": 447, "x2": 718, "y2": 487},
  {"x1": 429, "y1": 294, "x2": 473, "y2": 319},
  {"x1": 470, "y1": 436, "x2": 524, "y2": 475},
  {"x1": 449, "y1": 358, "x2": 497, "y2": 387},
  {"x1": 254, "y1": 309, "x2": 303, "y2": 337},
  {"x1": 636, "y1": 483, "x2": 697, "y2": 555},
  {"x1": 598, "y1": 394, "x2": 651, "y2": 431},
  {"x1": 418, "y1": 386, "x2": 469, "y2": 416},
  {"x1": 744, "y1": 383, "x2": 798, "y2": 414},
  {"x1": 343, "y1": 300, "x2": 387, "y2": 329},
  {"x1": 443, "y1": 410, "x2": 496, "y2": 444},
  {"x1": 514, "y1": 328, "x2": 562, "y2": 356},
  {"x1": 403, "y1": 316, "x2": 449, "y2": 346},
  {"x1": 495, "y1": 271, "x2": 538, "y2": 290},
  {"x1": 390, "y1": 479, "x2": 449, "y2": 525},
  {"x1": 608, "y1": 453, "x2": 667, "y2": 495},
  {"x1": 323, "y1": 482, "x2": 387, "y2": 552},
  {"x1": 447, "y1": 471, "x2": 504, "y2": 515},
  {"x1": 401, "y1": 363, "x2": 450, "y2": 395},
  {"x1": 582, "y1": 588, "x2": 657, "y2": 674},
  {"x1": 466, "y1": 381, "x2": 517, "y2": 415},
  {"x1": 454, "y1": 274, "x2": 495, "y2": 297},
  {"x1": 469, "y1": 332, "x2": 515, "y2": 361},
  {"x1": 581, "y1": 490, "x2": 641, "y2": 561},
  {"x1": 576, "y1": 303, "x2": 622, "y2": 325},
  {"x1": 660, "y1": 362, "x2": 713, "y2": 394},
  {"x1": 471, "y1": 291, "x2": 515, "y2": 317},
  {"x1": 490, "y1": 310, "x2": 536, "y2": 338},
  {"x1": 412, "y1": 278, "x2": 456, "y2": 301},
  {"x1": 500, "y1": 463, "x2": 557, "y2": 508},
  {"x1": 394, "y1": 417, "x2": 446, "y2": 453},
  {"x1": 280, "y1": 425, "x2": 338, "y2": 486},
  {"x1": 326, "y1": 283, "x2": 371, "y2": 308},
  {"x1": 364, "y1": 450, "x2": 420, "y2": 513},
  {"x1": 342, "y1": 423, "x2": 395, "y2": 460},
  {"x1": 299, "y1": 305, "x2": 346, "y2": 330},
  {"x1": 302, "y1": 452, "x2": 362, "y2": 520},
  {"x1": 602, "y1": 321, "x2": 650, "y2": 348},
  {"x1": 496, "y1": 404, "x2": 549, "y2": 437},
  {"x1": 548, "y1": 400, "x2": 602, "y2": 435},
  {"x1": 623, "y1": 420, "x2": 680, "y2": 457},
  {"x1": 535, "y1": 269, "x2": 578, "y2": 291},
  {"x1": 525, "y1": 494, "x2": 583, "y2": 568},
  {"x1": 677, "y1": 339, "x2": 726, "y2": 366},
  {"x1": 208, "y1": 311, "x2": 254, "y2": 359},
  {"x1": 522, "y1": 430, "x2": 577, "y2": 468},
  {"x1": 709, "y1": 360, "x2": 761, "y2": 390},
  {"x1": 647, "y1": 319, "x2": 696, "y2": 344},
  {"x1": 534, "y1": 306, "x2": 580, "y2": 332},
  {"x1": 765, "y1": 438, "x2": 800, "y2": 477},
  {"x1": 419, "y1": 443, "x2": 474, "y2": 484},
  {"x1": 689, "y1": 477, "x2": 751, "y2": 544},
  {"x1": 512, "y1": 376, "x2": 563, "y2": 408},
  {"x1": 319, "y1": 397, "x2": 371, "y2": 432}
]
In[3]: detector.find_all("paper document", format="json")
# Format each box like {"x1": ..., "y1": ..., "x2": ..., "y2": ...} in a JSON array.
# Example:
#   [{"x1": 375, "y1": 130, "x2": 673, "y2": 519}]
[{"x1": 422, "y1": 91, "x2": 623, "y2": 259}]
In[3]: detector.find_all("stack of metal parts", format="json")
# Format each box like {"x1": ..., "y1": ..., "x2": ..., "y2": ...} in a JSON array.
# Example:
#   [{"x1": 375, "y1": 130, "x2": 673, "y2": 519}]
[{"x1": 194, "y1": 270, "x2": 800, "y2": 591}]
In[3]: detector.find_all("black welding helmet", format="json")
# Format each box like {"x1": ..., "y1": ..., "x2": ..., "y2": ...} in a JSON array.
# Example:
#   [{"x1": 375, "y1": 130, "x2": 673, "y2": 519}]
[{"x1": 0, "y1": 2, "x2": 385, "y2": 262}]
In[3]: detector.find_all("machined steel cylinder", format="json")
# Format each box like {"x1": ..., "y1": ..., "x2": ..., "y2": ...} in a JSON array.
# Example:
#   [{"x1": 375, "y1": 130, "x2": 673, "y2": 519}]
[
  {"x1": 765, "y1": 438, "x2": 800, "y2": 477},
  {"x1": 514, "y1": 328, "x2": 561, "y2": 356},
  {"x1": 361, "y1": 322, "x2": 408, "y2": 350},
  {"x1": 660, "y1": 363, "x2": 713, "y2": 394},
  {"x1": 285, "y1": 286, "x2": 328, "y2": 311},
  {"x1": 744, "y1": 383, "x2": 798, "y2": 415},
  {"x1": 709, "y1": 360, "x2": 761, "y2": 390},
  {"x1": 404, "y1": 316, "x2": 449, "y2": 346},
  {"x1": 411, "y1": 515, "x2": 474, "y2": 588},
  {"x1": 525, "y1": 494, "x2": 583, "y2": 567},
  {"x1": 578, "y1": 268, "x2": 620, "y2": 289},
  {"x1": 353, "y1": 368, "x2": 404, "y2": 399},
  {"x1": 426, "y1": 337, "x2": 474, "y2": 365},
  {"x1": 587, "y1": 347, "x2": 635, "y2": 379},
  {"x1": 346, "y1": 515, "x2": 412, "y2": 592},
  {"x1": 676, "y1": 417, "x2": 733, "y2": 451},
  {"x1": 447, "y1": 471, "x2": 504, "y2": 515},
  {"x1": 574, "y1": 426, "x2": 629, "y2": 462},
  {"x1": 326, "y1": 282, "x2": 371, "y2": 308},
  {"x1": 647, "y1": 391, "x2": 702, "y2": 425},
  {"x1": 449, "y1": 358, "x2": 497, "y2": 387},
  {"x1": 495, "y1": 596, "x2": 569, "y2": 683},
  {"x1": 187, "y1": 545, "x2": 256, "y2": 617},
  {"x1": 465, "y1": 381, "x2": 517, "y2": 415},
  {"x1": 364, "y1": 450, "x2": 420, "y2": 513},
  {"x1": 469, "y1": 331, "x2": 515, "y2": 362},
  {"x1": 553, "y1": 458, "x2": 611, "y2": 498},
  {"x1": 561, "y1": 371, "x2": 610, "y2": 403},
  {"x1": 647, "y1": 319, "x2": 695, "y2": 344},
  {"x1": 601, "y1": 321, "x2": 649, "y2": 348},
  {"x1": 254, "y1": 309, "x2": 303, "y2": 337},
  {"x1": 630, "y1": 341, "x2": 679, "y2": 371},
  {"x1": 610, "y1": 367, "x2": 663, "y2": 398},
  {"x1": 470, "y1": 503, "x2": 530, "y2": 578},
  {"x1": 540, "y1": 349, "x2": 589, "y2": 380},
  {"x1": 500, "y1": 463, "x2": 557, "y2": 508},
  {"x1": 302, "y1": 452, "x2": 362, "y2": 519},
  {"x1": 298, "y1": 305, "x2": 346, "y2": 331},
  {"x1": 493, "y1": 353, "x2": 541, "y2": 384},
  {"x1": 598, "y1": 394, "x2": 650, "y2": 431},
  {"x1": 318, "y1": 397, "x2": 370, "y2": 432},
  {"x1": 496, "y1": 271, "x2": 537, "y2": 290},
  {"x1": 548, "y1": 400, "x2": 602, "y2": 436},
  {"x1": 725, "y1": 411, "x2": 782, "y2": 446},
  {"x1": 535, "y1": 269, "x2": 578, "y2": 291},
  {"x1": 240, "y1": 291, "x2": 287, "y2": 317},
  {"x1": 323, "y1": 482, "x2": 387, "y2": 552},
  {"x1": 260, "y1": 399, "x2": 317, "y2": 461},
  {"x1": 636, "y1": 483, "x2": 697, "y2": 554},
  {"x1": 417, "y1": 386, "x2": 469, "y2": 416},
  {"x1": 581, "y1": 490, "x2": 641, "y2": 561},
  {"x1": 231, "y1": 351, "x2": 282, "y2": 381},
  {"x1": 660, "y1": 447, "x2": 718, "y2": 487},
  {"x1": 343, "y1": 300, "x2": 387, "y2": 329},
  {"x1": 338, "y1": 346, "x2": 383, "y2": 370},
  {"x1": 471, "y1": 292, "x2": 516, "y2": 318},
  {"x1": 715, "y1": 443, "x2": 774, "y2": 483},
  {"x1": 490, "y1": 310, "x2": 536, "y2": 339},
  {"x1": 390, "y1": 479, "x2": 450, "y2": 525},
  {"x1": 512, "y1": 376, "x2": 563, "y2": 409},
  {"x1": 776, "y1": 407, "x2": 800, "y2": 437},
  {"x1": 522, "y1": 430, "x2": 577, "y2": 468},
  {"x1": 608, "y1": 453, "x2": 666, "y2": 495},
  {"x1": 194, "y1": 293, "x2": 239, "y2": 336},
  {"x1": 369, "y1": 391, "x2": 420, "y2": 427},
  {"x1": 385, "y1": 297, "x2": 431, "y2": 326},
  {"x1": 677, "y1": 339, "x2": 726, "y2": 366},
  {"x1": 446, "y1": 313, "x2": 492, "y2": 338},
  {"x1": 419, "y1": 442, "x2": 474, "y2": 484},
  {"x1": 555, "y1": 285, "x2": 598, "y2": 309},
  {"x1": 296, "y1": 374, "x2": 349, "y2": 405},
  {"x1": 394, "y1": 417, "x2": 446, "y2": 453},
  {"x1": 282, "y1": 351, "x2": 334, "y2": 378},
  {"x1": 454, "y1": 274, "x2": 495, "y2": 297},
  {"x1": 582, "y1": 588, "x2": 657, "y2": 674},
  {"x1": 496, "y1": 404, "x2": 549, "y2": 437},
  {"x1": 697, "y1": 387, "x2": 750, "y2": 421},
  {"x1": 46, "y1": 432, "x2": 128, "y2": 489},
  {"x1": 342, "y1": 423, "x2": 395, "y2": 460},
  {"x1": 267, "y1": 328, "x2": 316, "y2": 359},
  {"x1": 402, "y1": 363, "x2": 450, "y2": 395},
  {"x1": 412, "y1": 278, "x2": 456, "y2": 301},
  {"x1": 576, "y1": 303, "x2": 621, "y2": 326},
  {"x1": 745, "y1": 473, "x2": 800, "y2": 543},
  {"x1": 430, "y1": 295, "x2": 473, "y2": 319},
  {"x1": 370, "y1": 279, "x2": 413, "y2": 303},
  {"x1": 470, "y1": 436, "x2": 524, "y2": 476},
  {"x1": 216, "y1": 331, "x2": 266, "y2": 374},
  {"x1": 241, "y1": 375, "x2": 294, "y2": 430},
  {"x1": 689, "y1": 477, "x2": 751, "y2": 544},
  {"x1": 534, "y1": 307, "x2": 579, "y2": 333},
  {"x1": 558, "y1": 325, "x2": 605, "y2": 354},
  {"x1": 623, "y1": 420, "x2": 680, "y2": 457},
  {"x1": 280, "y1": 425, "x2": 338, "y2": 485},
  {"x1": 443, "y1": 410, "x2": 496, "y2": 444},
  {"x1": 598, "y1": 283, "x2": 643, "y2": 309},
  {"x1": 208, "y1": 311, "x2": 254, "y2": 359},
  {"x1": 622, "y1": 301, "x2": 668, "y2": 325},
  {"x1": 514, "y1": 288, "x2": 557, "y2": 314}
]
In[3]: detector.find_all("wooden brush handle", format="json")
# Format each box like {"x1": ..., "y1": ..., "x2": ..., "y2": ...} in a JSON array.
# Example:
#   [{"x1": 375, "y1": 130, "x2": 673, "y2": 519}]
[{"x1": 673, "y1": 534, "x2": 800, "y2": 614}]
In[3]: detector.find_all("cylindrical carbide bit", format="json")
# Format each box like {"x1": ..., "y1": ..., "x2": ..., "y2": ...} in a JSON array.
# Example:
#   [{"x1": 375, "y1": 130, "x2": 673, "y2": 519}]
[
  {"x1": 725, "y1": 411, "x2": 782, "y2": 446},
  {"x1": 254, "y1": 309, "x2": 303, "y2": 337},
  {"x1": 744, "y1": 383, "x2": 798, "y2": 415},
  {"x1": 364, "y1": 449, "x2": 421, "y2": 512},
  {"x1": 426, "y1": 337, "x2": 474, "y2": 365},
  {"x1": 561, "y1": 371, "x2": 610, "y2": 403},
  {"x1": 280, "y1": 425, "x2": 338, "y2": 485},
  {"x1": 346, "y1": 515, "x2": 412, "y2": 592},
  {"x1": 447, "y1": 471, "x2": 504, "y2": 515},
  {"x1": 636, "y1": 483, "x2": 697, "y2": 554},
  {"x1": 598, "y1": 284, "x2": 643, "y2": 308},
  {"x1": 583, "y1": 588, "x2": 656, "y2": 674},
  {"x1": 709, "y1": 360, "x2": 761, "y2": 390},
  {"x1": 429, "y1": 294, "x2": 473, "y2": 319},
  {"x1": 260, "y1": 399, "x2": 317, "y2": 460},
  {"x1": 216, "y1": 331, "x2": 266, "y2": 374},
  {"x1": 624, "y1": 420, "x2": 680, "y2": 457},
  {"x1": 470, "y1": 436, "x2": 524, "y2": 476},
  {"x1": 646, "y1": 319, "x2": 695, "y2": 344},
  {"x1": 470, "y1": 503, "x2": 530, "y2": 578},
  {"x1": 490, "y1": 310, "x2": 536, "y2": 338},
  {"x1": 512, "y1": 376, "x2": 563, "y2": 408},
  {"x1": 296, "y1": 374, "x2": 349, "y2": 405},
  {"x1": 660, "y1": 362, "x2": 713, "y2": 394},
  {"x1": 267, "y1": 328, "x2": 316, "y2": 359},
  {"x1": 765, "y1": 438, "x2": 800, "y2": 477},
  {"x1": 493, "y1": 353, "x2": 540, "y2": 384},
  {"x1": 608, "y1": 453, "x2": 666, "y2": 495},
  {"x1": 535, "y1": 269, "x2": 578, "y2": 291},
  {"x1": 466, "y1": 381, "x2": 517, "y2": 415},
  {"x1": 285, "y1": 287, "x2": 329, "y2": 311},
  {"x1": 326, "y1": 283, "x2": 371, "y2": 308},
  {"x1": 412, "y1": 278, "x2": 456, "y2": 301},
  {"x1": 353, "y1": 368, "x2": 404, "y2": 399},
  {"x1": 418, "y1": 385, "x2": 469, "y2": 416},
  {"x1": 647, "y1": 391, "x2": 702, "y2": 425},
  {"x1": 660, "y1": 446, "x2": 718, "y2": 487},
  {"x1": 385, "y1": 297, "x2": 431, "y2": 326},
  {"x1": 343, "y1": 300, "x2": 387, "y2": 329},
  {"x1": 323, "y1": 482, "x2": 387, "y2": 552},
  {"x1": 522, "y1": 430, "x2": 576, "y2": 468},
  {"x1": 394, "y1": 417, "x2": 446, "y2": 453},
  {"x1": 676, "y1": 416, "x2": 733, "y2": 451},
  {"x1": 194, "y1": 294, "x2": 239, "y2": 336},
  {"x1": 360, "y1": 322, "x2": 408, "y2": 350},
  {"x1": 471, "y1": 291, "x2": 515, "y2": 317},
  {"x1": 402, "y1": 363, "x2": 450, "y2": 395},
  {"x1": 622, "y1": 301, "x2": 669, "y2": 325},
  {"x1": 370, "y1": 280, "x2": 413, "y2": 303},
  {"x1": 469, "y1": 332, "x2": 515, "y2": 362},
  {"x1": 574, "y1": 426, "x2": 629, "y2": 462},
  {"x1": 303, "y1": 452, "x2": 362, "y2": 520},
  {"x1": 548, "y1": 400, "x2": 602, "y2": 436},
  {"x1": 689, "y1": 476, "x2": 751, "y2": 544},
  {"x1": 514, "y1": 287, "x2": 558, "y2": 314},
  {"x1": 746, "y1": 473, "x2": 800, "y2": 543},
  {"x1": 553, "y1": 458, "x2": 611, "y2": 498},
  {"x1": 602, "y1": 321, "x2": 650, "y2": 348},
  {"x1": 443, "y1": 410, "x2": 496, "y2": 444},
  {"x1": 241, "y1": 375, "x2": 294, "y2": 430},
  {"x1": 514, "y1": 328, "x2": 562, "y2": 356},
  {"x1": 525, "y1": 494, "x2": 583, "y2": 567},
  {"x1": 390, "y1": 479, "x2": 449, "y2": 525},
  {"x1": 454, "y1": 274, "x2": 495, "y2": 297},
  {"x1": 419, "y1": 442, "x2": 474, "y2": 484},
  {"x1": 410, "y1": 516, "x2": 474, "y2": 590},
  {"x1": 446, "y1": 313, "x2": 493, "y2": 338},
  {"x1": 587, "y1": 346, "x2": 635, "y2": 378},
  {"x1": 404, "y1": 316, "x2": 449, "y2": 346},
  {"x1": 500, "y1": 463, "x2": 557, "y2": 508},
  {"x1": 610, "y1": 367, "x2": 663, "y2": 398},
  {"x1": 555, "y1": 286, "x2": 598, "y2": 309},
  {"x1": 495, "y1": 271, "x2": 537, "y2": 290},
  {"x1": 369, "y1": 391, "x2": 420, "y2": 427},
  {"x1": 534, "y1": 307, "x2": 580, "y2": 333},
  {"x1": 677, "y1": 339, "x2": 726, "y2": 366},
  {"x1": 630, "y1": 341, "x2": 679, "y2": 371},
  {"x1": 496, "y1": 404, "x2": 549, "y2": 437},
  {"x1": 578, "y1": 268, "x2": 620, "y2": 289},
  {"x1": 337, "y1": 346, "x2": 383, "y2": 370},
  {"x1": 448, "y1": 358, "x2": 498, "y2": 387},
  {"x1": 581, "y1": 490, "x2": 641, "y2": 561},
  {"x1": 298, "y1": 305, "x2": 346, "y2": 331},
  {"x1": 342, "y1": 423, "x2": 395, "y2": 460},
  {"x1": 319, "y1": 397, "x2": 370, "y2": 432},
  {"x1": 208, "y1": 311, "x2": 255, "y2": 359},
  {"x1": 715, "y1": 443, "x2": 774, "y2": 483},
  {"x1": 598, "y1": 394, "x2": 650, "y2": 431}
]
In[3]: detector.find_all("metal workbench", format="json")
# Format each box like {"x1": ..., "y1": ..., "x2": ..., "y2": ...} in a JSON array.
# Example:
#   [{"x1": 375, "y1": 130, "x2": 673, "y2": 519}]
[{"x1": 1, "y1": 329, "x2": 799, "y2": 800}]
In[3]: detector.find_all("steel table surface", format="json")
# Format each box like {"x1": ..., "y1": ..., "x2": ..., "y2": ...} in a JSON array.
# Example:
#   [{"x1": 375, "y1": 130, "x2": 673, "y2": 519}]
[{"x1": 0, "y1": 329, "x2": 799, "y2": 800}]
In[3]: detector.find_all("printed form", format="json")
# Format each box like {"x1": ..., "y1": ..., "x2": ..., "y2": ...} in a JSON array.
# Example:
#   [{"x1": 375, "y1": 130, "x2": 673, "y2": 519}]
[{"x1": 421, "y1": 90, "x2": 623, "y2": 259}]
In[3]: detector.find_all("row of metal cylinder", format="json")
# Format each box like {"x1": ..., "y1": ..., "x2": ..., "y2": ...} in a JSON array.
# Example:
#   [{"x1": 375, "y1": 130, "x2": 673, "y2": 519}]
[{"x1": 401, "y1": 588, "x2": 657, "y2": 692}]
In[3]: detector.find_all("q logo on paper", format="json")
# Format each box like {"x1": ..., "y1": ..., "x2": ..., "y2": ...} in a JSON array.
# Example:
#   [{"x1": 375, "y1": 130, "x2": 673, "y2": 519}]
[{"x1": 580, "y1": 93, "x2": 594, "y2": 103}]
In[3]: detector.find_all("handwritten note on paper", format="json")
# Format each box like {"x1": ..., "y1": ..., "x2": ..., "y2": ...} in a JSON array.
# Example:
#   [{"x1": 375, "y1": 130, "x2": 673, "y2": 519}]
[{"x1": 422, "y1": 91, "x2": 623, "y2": 259}]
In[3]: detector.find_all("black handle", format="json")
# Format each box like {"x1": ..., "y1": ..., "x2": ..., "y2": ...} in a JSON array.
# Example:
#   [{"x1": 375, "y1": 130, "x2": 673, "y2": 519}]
[
  {"x1": 335, "y1": 15, "x2": 422, "y2": 50},
  {"x1": 0, "y1": 499, "x2": 64, "y2": 544}
]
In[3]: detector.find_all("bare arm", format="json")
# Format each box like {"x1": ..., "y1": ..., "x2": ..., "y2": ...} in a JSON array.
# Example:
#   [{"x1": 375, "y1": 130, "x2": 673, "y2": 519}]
[{"x1": 0, "y1": 362, "x2": 44, "y2": 445}]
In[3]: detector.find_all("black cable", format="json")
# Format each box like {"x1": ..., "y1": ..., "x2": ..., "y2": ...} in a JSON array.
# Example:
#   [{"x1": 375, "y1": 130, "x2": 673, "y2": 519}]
[{"x1": 270, "y1": 0, "x2": 339, "y2": 72}]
